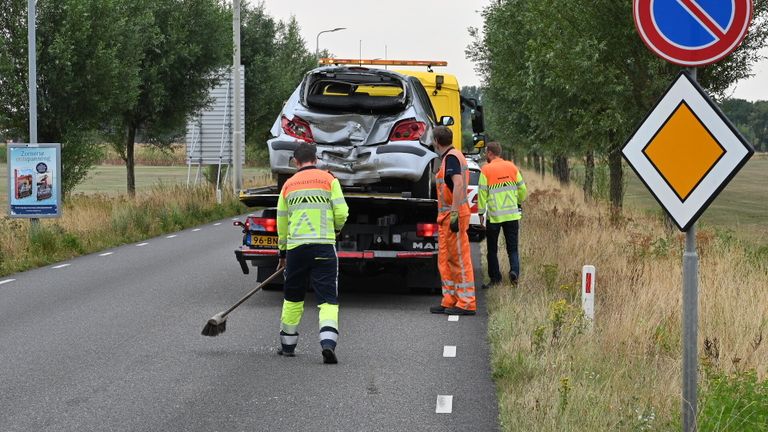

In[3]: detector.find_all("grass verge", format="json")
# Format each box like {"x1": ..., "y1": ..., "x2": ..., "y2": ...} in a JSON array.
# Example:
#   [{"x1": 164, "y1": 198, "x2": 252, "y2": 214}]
[
  {"x1": 0, "y1": 184, "x2": 247, "y2": 277},
  {"x1": 489, "y1": 170, "x2": 768, "y2": 431}
]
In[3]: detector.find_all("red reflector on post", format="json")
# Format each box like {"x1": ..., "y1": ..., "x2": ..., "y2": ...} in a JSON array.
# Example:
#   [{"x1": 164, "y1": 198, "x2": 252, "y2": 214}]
[
  {"x1": 416, "y1": 223, "x2": 438, "y2": 237},
  {"x1": 585, "y1": 273, "x2": 592, "y2": 294}
]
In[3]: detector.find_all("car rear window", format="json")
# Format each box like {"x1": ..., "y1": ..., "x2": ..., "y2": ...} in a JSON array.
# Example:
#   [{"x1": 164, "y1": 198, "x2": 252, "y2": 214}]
[
  {"x1": 304, "y1": 71, "x2": 407, "y2": 113},
  {"x1": 469, "y1": 170, "x2": 481, "y2": 186}
]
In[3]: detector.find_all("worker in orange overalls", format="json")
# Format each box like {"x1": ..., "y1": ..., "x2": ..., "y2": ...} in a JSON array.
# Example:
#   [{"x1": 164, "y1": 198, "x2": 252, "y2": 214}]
[{"x1": 429, "y1": 126, "x2": 476, "y2": 315}]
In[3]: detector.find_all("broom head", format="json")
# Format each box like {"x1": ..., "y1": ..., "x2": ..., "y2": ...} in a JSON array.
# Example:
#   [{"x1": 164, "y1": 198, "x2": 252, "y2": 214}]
[{"x1": 201, "y1": 312, "x2": 227, "y2": 337}]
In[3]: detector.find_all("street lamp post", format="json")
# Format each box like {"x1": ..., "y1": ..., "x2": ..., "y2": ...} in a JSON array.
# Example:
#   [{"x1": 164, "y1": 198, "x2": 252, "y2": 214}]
[
  {"x1": 316, "y1": 27, "x2": 346, "y2": 57},
  {"x1": 232, "y1": 0, "x2": 242, "y2": 196}
]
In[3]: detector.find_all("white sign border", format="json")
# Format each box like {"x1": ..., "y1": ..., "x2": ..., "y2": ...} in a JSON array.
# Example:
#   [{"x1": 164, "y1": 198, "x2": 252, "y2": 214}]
[{"x1": 622, "y1": 72, "x2": 754, "y2": 230}]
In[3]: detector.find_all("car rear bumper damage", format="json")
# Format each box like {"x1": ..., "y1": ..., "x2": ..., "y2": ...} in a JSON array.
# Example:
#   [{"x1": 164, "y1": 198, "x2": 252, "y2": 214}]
[{"x1": 268, "y1": 139, "x2": 435, "y2": 186}]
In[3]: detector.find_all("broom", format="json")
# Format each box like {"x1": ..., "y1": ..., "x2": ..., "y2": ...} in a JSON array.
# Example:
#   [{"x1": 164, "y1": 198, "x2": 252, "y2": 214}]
[{"x1": 201, "y1": 266, "x2": 284, "y2": 337}]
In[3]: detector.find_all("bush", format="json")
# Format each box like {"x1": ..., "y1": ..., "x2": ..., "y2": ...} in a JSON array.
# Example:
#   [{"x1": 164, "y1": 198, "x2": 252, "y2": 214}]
[
  {"x1": 698, "y1": 370, "x2": 768, "y2": 432},
  {"x1": 0, "y1": 143, "x2": 6, "y2": 161}
]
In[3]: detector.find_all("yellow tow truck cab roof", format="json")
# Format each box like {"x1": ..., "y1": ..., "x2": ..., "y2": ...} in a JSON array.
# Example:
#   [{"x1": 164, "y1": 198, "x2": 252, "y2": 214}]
[{"x1": 395, "y1": 70, "x2": 462, "y2": 151}]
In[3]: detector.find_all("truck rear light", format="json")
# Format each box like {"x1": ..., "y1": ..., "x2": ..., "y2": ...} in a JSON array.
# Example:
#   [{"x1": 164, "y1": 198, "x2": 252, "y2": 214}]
[
  {"x1": 389, "y1": 119, "x2": 426, "y2": 141},
  {"x1": 247, "y1": 217, "x2": 277, "y2": 233},
  {"x1": 281, "y1": 115, "x2": 314, "y2": 143},
  {"x1": 417, "y1": 223, "x2": 438, "y2": 237}
]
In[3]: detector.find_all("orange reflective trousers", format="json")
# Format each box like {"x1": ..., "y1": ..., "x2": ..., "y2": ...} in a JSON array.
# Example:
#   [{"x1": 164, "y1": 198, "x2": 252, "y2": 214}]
[{"x1": 437, "y1": 213, "x2": 476, "y2": 311}]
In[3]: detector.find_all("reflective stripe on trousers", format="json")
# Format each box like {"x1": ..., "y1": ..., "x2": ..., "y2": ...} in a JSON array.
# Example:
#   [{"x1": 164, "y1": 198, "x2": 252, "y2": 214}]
[{"x1": 437, "y1": 214, "x2": 476, "y2": 311}]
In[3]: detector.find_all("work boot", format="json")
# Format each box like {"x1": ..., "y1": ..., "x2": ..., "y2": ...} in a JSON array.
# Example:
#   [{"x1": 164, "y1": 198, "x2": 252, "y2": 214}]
[
  {"x1": 445, "y1": 307, "x2": 476, "y2": 316},
  {"x1": 277, "y1": 349, "x2": 295, "y2": 357},
  {"x1": 429, "y1": 305, "x2": 447, "y2": 314},
  {"x1": 481, "y1": 279, "x2": 501, "y2": 289},
  {"x1": 321, "y1": 346, "x2": 338, "y2": 364},
  {"x1": 509, "y1": 272, "x2": 519, "y2": 285}
]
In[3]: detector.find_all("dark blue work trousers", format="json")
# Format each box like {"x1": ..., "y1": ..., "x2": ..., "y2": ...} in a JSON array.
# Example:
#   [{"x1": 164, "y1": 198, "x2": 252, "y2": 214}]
[{"x1": 486, "y1": 219, "x2": 520, "y2": 282}]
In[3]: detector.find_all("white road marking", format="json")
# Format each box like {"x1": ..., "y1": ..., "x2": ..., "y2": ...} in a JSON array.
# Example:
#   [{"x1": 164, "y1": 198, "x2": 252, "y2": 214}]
[
  {"x1": 435, "y1": 395, "x2": 453, "y2": 414},
  {"x1": 166, "y1": 235, "x2": 177, "y2": 239},
  {"x1": 192, "y1": 228, "x2": 201, "y2": 232},
  {"x1": 52, "y1": 264, "x2": 70, "y2": 269},
  {"x1": 443, "y1": 346, "x2": 457, "y2": 358},
  {"x1": 99, "y1": 252, "x2": 114, "y2": 257},
  {"x1": 448, "y1": 315, "x2": 459, "y2": 322},
  {"x1": 214, "y1": 222, "x2": 222, "y2": 226},
  {"x1": 231, "y1": 218, "x2": 238, "y2": 221},
  {"x1": 137, "y1": 242, "x2": 149, "y2": 247},
  {"x1": 0, "y1": 279, "x2": 15, "y2": 286}
]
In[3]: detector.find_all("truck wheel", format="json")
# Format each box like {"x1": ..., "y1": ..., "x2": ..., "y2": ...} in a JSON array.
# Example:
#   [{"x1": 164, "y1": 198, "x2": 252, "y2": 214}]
[{"x1": 411, "y1": 166, "x2": 434, "y2": 199}]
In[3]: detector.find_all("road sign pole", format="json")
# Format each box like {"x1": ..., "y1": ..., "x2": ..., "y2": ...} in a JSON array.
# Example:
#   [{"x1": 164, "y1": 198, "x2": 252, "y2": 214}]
[{"x1": 681, "y1": 67, "x2": 700, "y2": 432}]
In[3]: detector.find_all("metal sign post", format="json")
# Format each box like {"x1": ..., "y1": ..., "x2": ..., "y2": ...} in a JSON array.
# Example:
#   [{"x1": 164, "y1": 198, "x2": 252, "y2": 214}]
[{"x1": 681, "y1": 67, "x2": 699, "y2": 432}]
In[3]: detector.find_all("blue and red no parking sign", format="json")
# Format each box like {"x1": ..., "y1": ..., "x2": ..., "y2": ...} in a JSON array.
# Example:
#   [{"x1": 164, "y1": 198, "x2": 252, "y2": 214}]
[{"x1": 634, "y1": 0, "x2": 753, "y2": 66}]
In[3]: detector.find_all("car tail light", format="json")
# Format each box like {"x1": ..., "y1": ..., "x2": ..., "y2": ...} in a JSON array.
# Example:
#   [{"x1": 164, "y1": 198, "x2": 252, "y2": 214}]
[
  {"x1": 247, "y1": 217, "x2": 277, "y2": 233},
  {"x1": 281, "y1": 115, "x2": 314, "y2": 143},
  {"x1": 389, "y1": 119, "x2": 426, "y2": 141},
  {"x1": 471, "y1": 194, "x2": 478, "y2": 213},
  {"x1": 417, "y1": 223, "x2": 438, "y2": 237}
]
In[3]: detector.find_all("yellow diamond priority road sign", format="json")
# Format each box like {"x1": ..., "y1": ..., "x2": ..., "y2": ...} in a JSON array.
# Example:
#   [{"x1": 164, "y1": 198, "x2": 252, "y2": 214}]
[{"x1": 622, "y1": 72, "x2": 754, "y2": 231}]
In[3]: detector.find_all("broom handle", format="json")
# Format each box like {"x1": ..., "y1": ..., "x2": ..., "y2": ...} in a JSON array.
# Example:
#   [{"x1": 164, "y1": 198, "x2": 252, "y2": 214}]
[{"x1": 221, "y1": 267, "x2": 284, "y2": 318}]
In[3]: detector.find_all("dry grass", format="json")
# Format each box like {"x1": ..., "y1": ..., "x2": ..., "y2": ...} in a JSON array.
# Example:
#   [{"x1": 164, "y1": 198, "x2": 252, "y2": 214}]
[
  {"x1": 0, "y1": 184, "x2": 252, "y2": 277},
  {"x1": 488, "y1": 170, "x2": 768, "y2": 431}
]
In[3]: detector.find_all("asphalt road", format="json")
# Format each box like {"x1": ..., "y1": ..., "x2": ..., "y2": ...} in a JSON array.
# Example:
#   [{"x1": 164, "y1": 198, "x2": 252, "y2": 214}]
[{"x1": 0, "y1": 218, "x2": 499, "y2": 432}]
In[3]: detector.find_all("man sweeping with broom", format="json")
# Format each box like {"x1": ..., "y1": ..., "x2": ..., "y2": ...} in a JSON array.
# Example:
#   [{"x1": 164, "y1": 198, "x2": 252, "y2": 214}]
[{"x1": 276, "y1": 142, "x2": 348, "y2": 364}]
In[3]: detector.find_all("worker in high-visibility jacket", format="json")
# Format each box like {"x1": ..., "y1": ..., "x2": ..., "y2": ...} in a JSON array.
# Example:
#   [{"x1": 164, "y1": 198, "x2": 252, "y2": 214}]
[
  {"x1": 429, "y1": 126, "x2": 476, "y2": 316},
  {"x1": 477, "y1": 141, "x2": 527, "y2": 288},
  {"x1": 276, "y1": 142, "x2": 348, "y2": 364}
]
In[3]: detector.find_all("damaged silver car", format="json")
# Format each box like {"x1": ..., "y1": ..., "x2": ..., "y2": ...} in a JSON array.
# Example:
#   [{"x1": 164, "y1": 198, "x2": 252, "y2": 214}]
[{"x1": 268, "y1": 67, "x2": 450, "y2": 198}]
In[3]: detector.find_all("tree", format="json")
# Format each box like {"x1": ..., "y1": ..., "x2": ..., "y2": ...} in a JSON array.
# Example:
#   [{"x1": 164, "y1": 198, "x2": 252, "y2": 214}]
[
  {"x1": 749, "y1": 101, "x2": 768, "y2": 152},
  {"x1": 469, "y1": 0, "x2": 768, "y2": 209},
  {"x1": 239, "y1": 6, "x2": 318, "y2": 165},
  {"x1": 0, "y1": 0, "x2": 140, "y2": 194},
  {"x1": 109, "y1": 0, "x2": 231, "y2": 195}
]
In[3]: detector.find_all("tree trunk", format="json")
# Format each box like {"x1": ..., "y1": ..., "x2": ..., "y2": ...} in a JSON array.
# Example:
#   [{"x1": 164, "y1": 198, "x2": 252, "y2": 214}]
[
  {"x1": 553, "y1": 155, "x2": 570, "y2": 184},
  {"x1": 532, "y1": 152, "x2": 541, "y2": 173},
  {"x1": 608, "y1": 145, "x2": 624, "y2": 216},
  {"x1": 584, "y1": 151, "x2": 595, "y2": 199},
  {"x1": 126, "y1": 125, "x2": 137, "y2": 197},
  {"x1": 538, "y1": 155, "x2": 545, "y2": 177}
]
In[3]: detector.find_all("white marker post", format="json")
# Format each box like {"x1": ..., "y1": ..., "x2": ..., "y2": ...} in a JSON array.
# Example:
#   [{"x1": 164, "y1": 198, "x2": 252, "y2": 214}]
[{"x1": 581, "y1": 265, "x2": 595, "y2": 323}]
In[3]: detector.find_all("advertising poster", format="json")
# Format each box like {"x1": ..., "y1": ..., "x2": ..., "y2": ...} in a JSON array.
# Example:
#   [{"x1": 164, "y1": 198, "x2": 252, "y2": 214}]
[{"x1": 7, "y1": 143, "x2": 61, "y2": 218}]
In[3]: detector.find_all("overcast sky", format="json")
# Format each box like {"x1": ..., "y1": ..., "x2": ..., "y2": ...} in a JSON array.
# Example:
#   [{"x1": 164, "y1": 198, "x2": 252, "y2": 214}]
[{"x1": 262, "y1": 0, "x2": 767, "y2": 101}]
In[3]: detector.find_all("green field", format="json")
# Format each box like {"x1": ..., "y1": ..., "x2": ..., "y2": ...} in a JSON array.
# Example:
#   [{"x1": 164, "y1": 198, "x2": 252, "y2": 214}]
[
  {"x1": 0, "y1": 164, "x2": 271, "y2": 208},
  {"x1": 625, "y1": 155, "x2": 768, "y2": 245}
]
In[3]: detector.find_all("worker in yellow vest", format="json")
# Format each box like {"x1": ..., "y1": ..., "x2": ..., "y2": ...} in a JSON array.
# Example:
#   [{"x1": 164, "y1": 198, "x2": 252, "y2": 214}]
[
  {"x1": 478, "y1": 141, "x2": 527, "y2": 288},
  {"x1": 276, "y1": 142, "x2": 349, "y2": 364},
  {"x1": 429, "y1": 126, "x2": 476, "y2": 315}
]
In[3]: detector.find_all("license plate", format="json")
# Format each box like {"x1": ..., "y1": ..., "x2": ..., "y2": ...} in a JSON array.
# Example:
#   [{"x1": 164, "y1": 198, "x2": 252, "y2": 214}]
[{"x1": 249, "y1": 235, "x2": 278, "y2": 248}]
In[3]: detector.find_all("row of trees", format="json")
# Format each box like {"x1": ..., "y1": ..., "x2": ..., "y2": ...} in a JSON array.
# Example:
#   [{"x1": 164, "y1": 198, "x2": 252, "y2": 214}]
[
  {"x1": 468, "y1": 0, "x2": 768, "y2": 209},
  {"x1": 1, "y1": 1, "x2": 315, "y2": 195},
  {"x1": 721, "y1": 99, "x2": 768, "y2": 152}
]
